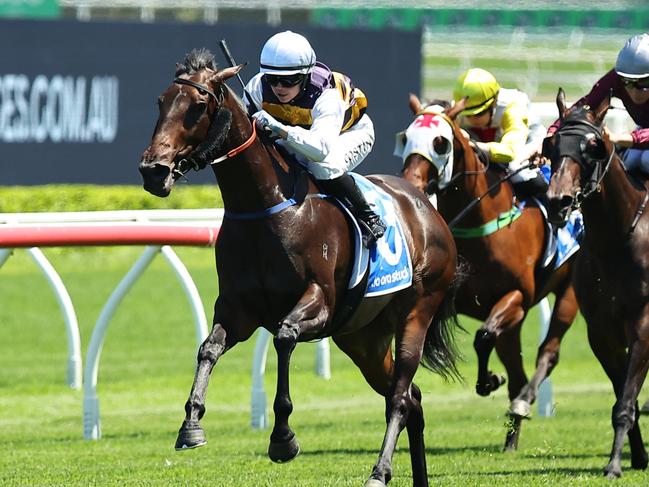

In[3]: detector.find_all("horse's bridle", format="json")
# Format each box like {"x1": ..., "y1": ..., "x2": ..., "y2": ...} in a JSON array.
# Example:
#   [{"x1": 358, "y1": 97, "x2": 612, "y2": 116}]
[
  {"x1": 552, "y1": 118, "x2": 615, "y2": 212},
  {"x1": 171, "y1": 77, "x2": 256, "y2": 178},
  {"x1": 174, "y1": 77, "x2": 223, "y2": 105},
  {"x1": 418, "y1": 111, "x2": 489, "y2": 195}
]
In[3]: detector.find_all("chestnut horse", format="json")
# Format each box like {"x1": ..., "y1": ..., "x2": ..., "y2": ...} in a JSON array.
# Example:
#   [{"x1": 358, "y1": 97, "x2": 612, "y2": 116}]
[
  {"x1": 546, "y1": 89, "x2": 649, "y2": 478},
  {"x1": 400, "y1": 95, "x2": 579, "y2": 451},
  {"x1": 138, "y1": 49, "x2": 462, "y2": 487}
]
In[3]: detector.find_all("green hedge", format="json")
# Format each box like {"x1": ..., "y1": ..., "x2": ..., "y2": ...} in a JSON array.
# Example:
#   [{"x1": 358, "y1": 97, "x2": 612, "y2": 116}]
[{"x1": 0, "y1": 185, "x2": 223, "y2": 213}]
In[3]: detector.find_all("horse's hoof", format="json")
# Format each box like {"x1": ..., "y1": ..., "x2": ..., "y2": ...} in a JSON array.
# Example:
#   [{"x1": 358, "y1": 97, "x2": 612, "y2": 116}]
[
  {"x1": 175, "y1": 421, "x2": 207, "y2": 450},
  {"x1": 508, "y1": 399, "x2": 532, "y2": 419},
  {"x1": 604, "y1": 464, "x2": 622, "y2": 479},
  {"x1": 476, "y1": 373, "x2": 506, "y2": 397},
  {"x1": 631, "y1": 453, "x2": 648, "y2": 470},
  {"x1": 364, "y1": 479, "x2": 386, "y2": 487},
  {"x1": 268, "y1": 436, "x2": 300, "y2": 463}
]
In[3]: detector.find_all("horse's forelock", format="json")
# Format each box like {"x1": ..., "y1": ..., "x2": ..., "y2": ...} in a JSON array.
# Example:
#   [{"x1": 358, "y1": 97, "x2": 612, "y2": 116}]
[{"x1": 175, "y1": 48, "x2": 217, "y2": 76}]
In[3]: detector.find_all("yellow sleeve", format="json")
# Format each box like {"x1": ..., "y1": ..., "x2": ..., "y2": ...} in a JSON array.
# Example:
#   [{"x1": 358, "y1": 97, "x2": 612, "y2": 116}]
[{"x1": 487, "y1": 101, "x2": 529, "y2": 164}]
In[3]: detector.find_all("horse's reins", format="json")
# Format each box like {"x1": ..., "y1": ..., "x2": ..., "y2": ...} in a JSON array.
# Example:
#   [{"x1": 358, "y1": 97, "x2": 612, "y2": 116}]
[
  {"x1": 446, "y1": 160, "x2": 536, "y2": 229},
  {"x1": 172, "y1": 76, "x2": 314, "y2": 222},
  {"x1": 172, "y1": 77, "x2": 257, "y2": 176}
]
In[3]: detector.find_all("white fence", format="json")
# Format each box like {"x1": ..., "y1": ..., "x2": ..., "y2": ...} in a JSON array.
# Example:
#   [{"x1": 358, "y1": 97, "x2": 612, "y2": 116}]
[{"x1": 0, "y1": 208, "x2": 554, "y2": 439}]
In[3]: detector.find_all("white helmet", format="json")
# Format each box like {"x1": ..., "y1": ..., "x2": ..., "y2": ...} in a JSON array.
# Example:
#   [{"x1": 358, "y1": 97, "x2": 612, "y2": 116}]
[
  {"x1": 615, "y1": 33, "x2": 649, "y2": 78},
  {"x1": 260, "y1": 31, "x2": 316, "y2": 76}
]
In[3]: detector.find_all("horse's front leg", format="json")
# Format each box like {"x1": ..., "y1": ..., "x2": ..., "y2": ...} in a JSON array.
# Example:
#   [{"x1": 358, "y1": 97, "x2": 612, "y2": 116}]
[
  {"x1": 176, "y1": 302, "x2": 255, "y2": 450},
  {"x1": 474, "y1": 290, "x2": 525, "y2": 397},
  {"x1": 269, "y1": 282, "x2": 330, "y2": 463}
]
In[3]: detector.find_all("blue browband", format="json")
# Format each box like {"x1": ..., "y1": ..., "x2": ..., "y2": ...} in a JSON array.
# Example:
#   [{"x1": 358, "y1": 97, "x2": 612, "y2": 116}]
[{"x1": 223, "y1": 193, "x2": 329, "y2": 220}]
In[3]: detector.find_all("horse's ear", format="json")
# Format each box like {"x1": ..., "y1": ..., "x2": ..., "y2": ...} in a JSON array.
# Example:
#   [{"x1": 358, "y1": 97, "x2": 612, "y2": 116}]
[
  {"x1": 556, "y1": 88, "x2": 567, "y2": 120},
  {"x1": 594, "y1": 91, "x2": 611, "y2": 124},
  {"x1": 446, "y1": 97, "x2": 466, "y2": 121},
  {"x1": 216, "y1": 63, "x2": 246, "y2": 82},
  {"x1": 408, "y1": 93, "x2": 422, "y2": 114}
]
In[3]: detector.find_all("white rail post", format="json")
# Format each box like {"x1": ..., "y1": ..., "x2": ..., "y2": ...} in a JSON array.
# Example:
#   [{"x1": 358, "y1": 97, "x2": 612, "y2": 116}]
[
  {"x1": 160, "y1": 246, "x2": 209, "y2": 344},
  {"x1": 83, "y1": 244, "x2": 210, "y2": 440},
  {"x1": 27, "y1": 248, "x2": 83, "y2": 390},
  {"x1": 537, "y1": 297, "x2": 554, "y2": 417},
  {"x1": 83, "y1": 245, "x2": 160, "y2": 440},
  {"x1": 316, "y1": 338, "x2": 331, "y2": 380},
  {"x1": 0, "y1": 248, "x2": 12, "y2": 267},
  {"x1": 251, "y1": 328, "x2": 272, "y2": 429}
]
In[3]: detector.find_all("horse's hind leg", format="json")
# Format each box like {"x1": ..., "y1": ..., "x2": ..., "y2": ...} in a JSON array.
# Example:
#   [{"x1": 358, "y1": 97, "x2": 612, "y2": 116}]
[
  {"x1": 340, "y1": 291, "x2": 442, "y2": 487},
  {"x1": 269, "y1": 283, "x2": 329, "y2": 463},
  {"x1": 474, "y1": 290, "x2": 525, "y2": 397},
  {"x1": 512, "y1": 283, "x2": 578, "y2": 417}
]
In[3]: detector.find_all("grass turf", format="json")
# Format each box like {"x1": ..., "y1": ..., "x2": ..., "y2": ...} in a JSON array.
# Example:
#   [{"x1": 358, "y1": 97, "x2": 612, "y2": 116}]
[{"x1": 0, "y1": 247, "x2": 646, "y2": 486}]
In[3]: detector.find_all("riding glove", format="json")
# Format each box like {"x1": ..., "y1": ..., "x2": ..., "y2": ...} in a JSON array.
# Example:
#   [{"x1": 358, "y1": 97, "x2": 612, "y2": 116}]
[{"x1": 252, "y1": 110, "x2": 287, "y2": 137}]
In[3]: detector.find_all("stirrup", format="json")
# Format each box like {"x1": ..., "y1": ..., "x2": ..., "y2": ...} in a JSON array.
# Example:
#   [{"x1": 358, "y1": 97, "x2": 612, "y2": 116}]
[{"x1": 357, "y1": 216, "x2": 386, "y2": 248}]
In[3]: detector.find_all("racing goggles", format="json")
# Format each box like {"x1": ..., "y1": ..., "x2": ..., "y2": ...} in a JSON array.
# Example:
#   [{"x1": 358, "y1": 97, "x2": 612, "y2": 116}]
[
  {"x1": 621, "y1": 76, "x2": 649, "y2": 91},
  {"x1": 265, "y1": 73, "x2": 305, "y2": 88}
]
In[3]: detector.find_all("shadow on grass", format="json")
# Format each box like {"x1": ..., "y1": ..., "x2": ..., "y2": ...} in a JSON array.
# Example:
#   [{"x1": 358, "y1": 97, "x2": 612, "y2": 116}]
[
  {"x1": 431, "y1": 466, "x2": 605, "y2": 478},
  {"x1": 301, "y1": 443, "x2": 503, "y2": 457}
]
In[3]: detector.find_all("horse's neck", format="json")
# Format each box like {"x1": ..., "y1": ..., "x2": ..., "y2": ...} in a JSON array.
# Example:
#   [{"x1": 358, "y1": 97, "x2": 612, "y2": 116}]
[
  {"x1": 583, "y1": 155, "x2": 645, "y2": 247},
  {"x1": 214, "y1": 92, "x2": 296, "y2": 214},
  {"x1": 439, "y1": 153, "x2": 513, "y2": 226}
]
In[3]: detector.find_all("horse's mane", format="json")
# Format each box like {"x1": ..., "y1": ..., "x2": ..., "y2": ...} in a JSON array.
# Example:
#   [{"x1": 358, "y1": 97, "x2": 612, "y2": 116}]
[{"x1": 176, "y1": 48, "x2": 217, "y2": 76}]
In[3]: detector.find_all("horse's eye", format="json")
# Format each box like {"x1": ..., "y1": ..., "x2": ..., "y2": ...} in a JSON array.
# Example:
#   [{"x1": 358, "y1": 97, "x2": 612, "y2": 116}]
[
  {"x1": 433, "y1": 136, "x2": 451, "y2": 156},
  {"x1": 184, "y1": 102, "x2": 207, "y2": 128},
  {"x1": 579, "y1": 134, "x2": 595, "y2": 151}
]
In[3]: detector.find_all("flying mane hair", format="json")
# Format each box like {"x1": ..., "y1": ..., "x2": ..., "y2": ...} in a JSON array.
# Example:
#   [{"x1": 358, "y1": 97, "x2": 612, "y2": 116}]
[{"x1": 175, "y1": 48, "x2": 217, "y2": 76}]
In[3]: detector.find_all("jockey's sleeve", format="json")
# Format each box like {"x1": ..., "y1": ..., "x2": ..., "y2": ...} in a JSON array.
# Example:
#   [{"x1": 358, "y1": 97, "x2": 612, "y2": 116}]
[
  {"x1": 487, "y1": 101, "x2": 529, "y2": 164},
  {"x1": 243, "y1": 75, "x2": 264, "y2": 116},
  {"x1": 547, "y1": 70, "x2": 617, "y2": 137},
  {"x1": 631, "y1": 128, "x2": 649, "y2": 149},
  {"x1": 283, "y1": 89, "x2": 345, "y2": 162}
]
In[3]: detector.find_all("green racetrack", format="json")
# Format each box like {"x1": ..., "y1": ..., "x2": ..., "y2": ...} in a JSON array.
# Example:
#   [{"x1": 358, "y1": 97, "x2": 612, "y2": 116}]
[{"x1": 0, "y1": 246, "x2": 646, "y2": 486}]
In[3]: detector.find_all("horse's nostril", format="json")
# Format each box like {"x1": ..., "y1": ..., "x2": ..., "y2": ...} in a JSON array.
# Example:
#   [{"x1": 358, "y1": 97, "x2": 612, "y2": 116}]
[{"x1": 139, "y1": 161, "x2": 171, "y2": 182}]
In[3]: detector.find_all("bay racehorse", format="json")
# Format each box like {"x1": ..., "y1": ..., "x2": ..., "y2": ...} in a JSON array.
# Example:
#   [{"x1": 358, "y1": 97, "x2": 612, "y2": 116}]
[
  {"x1": 546, "y1": 88, "x2": 649, "y2": 478},
  {"x1": 138, "y1": 48, "x2": 463, "y2": 487},
  {"x1": 400, "y1": 95, "x2": 579, "y2": 451}
]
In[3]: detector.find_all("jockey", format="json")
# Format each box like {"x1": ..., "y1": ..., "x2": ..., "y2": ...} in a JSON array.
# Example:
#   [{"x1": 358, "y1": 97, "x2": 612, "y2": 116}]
[
  {"x1": 243, "y1": 30, "x2": 386, "y2": 247},
  {"x1": 546, "y1": 33, "x2": 649, "y2": 175},
  {"x1": 453, "y1": 68, "x2": 549, "y2": 199}
]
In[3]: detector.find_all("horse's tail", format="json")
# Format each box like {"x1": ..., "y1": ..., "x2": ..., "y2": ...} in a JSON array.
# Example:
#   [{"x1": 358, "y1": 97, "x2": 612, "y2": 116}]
[{"x1": 420, "y1": 258, "x2": 469, "y2": 381}]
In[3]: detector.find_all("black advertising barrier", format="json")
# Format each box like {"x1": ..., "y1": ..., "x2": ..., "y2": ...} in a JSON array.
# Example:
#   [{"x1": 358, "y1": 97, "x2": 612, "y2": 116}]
[{"x1": 0, "y1": 19, "x2": 421, "y2": 185}]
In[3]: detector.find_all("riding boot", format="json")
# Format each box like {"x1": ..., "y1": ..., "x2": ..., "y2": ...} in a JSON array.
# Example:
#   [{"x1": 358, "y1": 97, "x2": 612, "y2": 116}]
[{"x1": 319, "y1": 173, "x2": 387, "y2": 248}]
